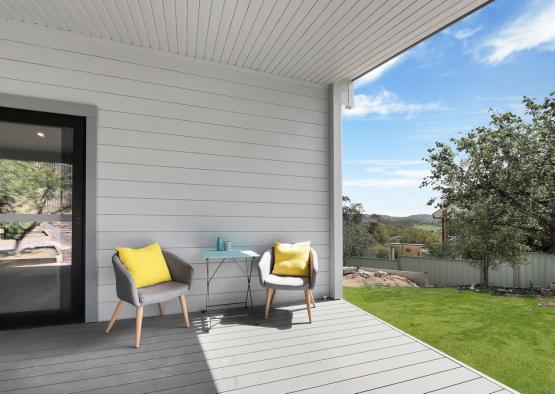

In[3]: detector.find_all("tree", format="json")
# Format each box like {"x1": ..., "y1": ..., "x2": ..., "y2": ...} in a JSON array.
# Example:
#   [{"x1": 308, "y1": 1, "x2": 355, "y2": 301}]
[
  {"x1": 448, "y1": 200, "x2": 529, "y2": 287},
  {"x1": 343, "y1": 223, "x2": 375, "y2": 258},
  {"x1": 342, "y1": 196, "x2": 364, "y2": 225},
  {"x1": 423, "y1": 93, "x2": 555, "y2": 252},
  {"x1": 342, "y1": 196, "x2": 375, "y2": 258},
  {"x1": 365, "y1": 221, "x2": 441, "y2": 246},
  {"x1": 0, "y1": 160, "x2": 70, "y2": 251}
]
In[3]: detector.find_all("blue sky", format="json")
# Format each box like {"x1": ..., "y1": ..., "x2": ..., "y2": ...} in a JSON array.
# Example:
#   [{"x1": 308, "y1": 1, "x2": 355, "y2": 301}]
[{"x1": 342, "y1": 0, "x2": 555, "y2": 217}]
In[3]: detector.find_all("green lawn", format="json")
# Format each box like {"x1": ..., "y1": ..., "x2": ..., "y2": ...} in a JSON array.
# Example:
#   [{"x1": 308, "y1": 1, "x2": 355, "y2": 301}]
[{"x1": 344, "y1": 287, "x2": 555, "y2": 394}]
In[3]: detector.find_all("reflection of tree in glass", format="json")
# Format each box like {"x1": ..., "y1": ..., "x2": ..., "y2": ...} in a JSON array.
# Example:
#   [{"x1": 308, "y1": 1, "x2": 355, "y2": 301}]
[{"x1": 0, "y1": 160, "x2": 72, "y2": 251}]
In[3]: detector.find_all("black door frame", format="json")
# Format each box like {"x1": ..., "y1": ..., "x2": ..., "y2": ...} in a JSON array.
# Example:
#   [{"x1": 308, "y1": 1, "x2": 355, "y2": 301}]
[{"x1": 0, "y1": 106, "x2": 86, "y2": 328}]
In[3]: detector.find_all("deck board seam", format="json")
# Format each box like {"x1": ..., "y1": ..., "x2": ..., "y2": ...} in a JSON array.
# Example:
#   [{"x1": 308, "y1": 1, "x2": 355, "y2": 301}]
[
  {"x1": 0, "y1": 333, "x2": 409, "y2": 385},
  {"x1": 0, "y1": 322, "x2": 390, "y2": 369},
  {"x1": 423, "y1": 376, "x2": 484, "y2": 393},
  {"x1": 0, "y1": 310, "x2": 365, "y2": 356},
  {"x1": 0, "y1": 300, "x2": 346, "y2": 341},
  {"x1": 218, "y1": 353, "x2": 444, "y2": 394},
  {"x1": 3, "y1": 339, "x2": 417, "y2": 392},
  {"x1": 355, "y1": 366, "x2": 464, "y2": 394},
  {"x1": 0, "y1": 313, "x2": 374, "y2": 360},
  {"x1": 93, "y1": 349, "x2": 435, "y2": 394},
  {"x1": 0, "y1": 302, "x2": 357, "y2": 349}
]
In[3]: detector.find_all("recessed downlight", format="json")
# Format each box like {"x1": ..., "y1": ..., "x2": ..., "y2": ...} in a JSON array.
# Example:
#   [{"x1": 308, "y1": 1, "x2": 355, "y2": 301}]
[{"x1": 36, "y1": 131, "x2": 45, "y2": 138}]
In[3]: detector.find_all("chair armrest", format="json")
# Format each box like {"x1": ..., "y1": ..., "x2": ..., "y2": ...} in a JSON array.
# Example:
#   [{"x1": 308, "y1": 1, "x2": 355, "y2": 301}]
[
  {"x1": 309, "y1": 248, "x2": 318, "y2": 289},
  {"x1": 258, "y1": 249, "x2": 273, "y2": 287},
  {"x1": 163, "y1": 250, "x2": 194, "y2": 289},
  {"x1": 112, "y1": 254, "x2": 140, "y2": 306}
]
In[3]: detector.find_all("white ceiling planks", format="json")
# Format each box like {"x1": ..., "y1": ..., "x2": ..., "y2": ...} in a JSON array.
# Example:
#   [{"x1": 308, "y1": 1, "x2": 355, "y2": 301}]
[{"x1": 0, "y1": 0, "x2": 490, "y2": 84}]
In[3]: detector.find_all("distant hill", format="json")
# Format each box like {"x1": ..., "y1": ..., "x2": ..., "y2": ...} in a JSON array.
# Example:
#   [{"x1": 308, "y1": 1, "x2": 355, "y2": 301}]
[{"x1": 363, "y1": 213, "x2": 435, "y2": 226}]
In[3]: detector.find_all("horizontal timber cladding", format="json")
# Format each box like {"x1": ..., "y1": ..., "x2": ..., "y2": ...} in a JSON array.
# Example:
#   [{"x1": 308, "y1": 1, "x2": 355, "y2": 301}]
[{"x1": 0, "y1": 20, "x2": 330, "y2": 321}]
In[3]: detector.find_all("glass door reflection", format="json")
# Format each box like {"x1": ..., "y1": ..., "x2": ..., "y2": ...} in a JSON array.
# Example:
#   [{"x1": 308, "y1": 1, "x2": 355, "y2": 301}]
[{"x1": 0, "y1": 109, "x2": 84, "y2": 327}]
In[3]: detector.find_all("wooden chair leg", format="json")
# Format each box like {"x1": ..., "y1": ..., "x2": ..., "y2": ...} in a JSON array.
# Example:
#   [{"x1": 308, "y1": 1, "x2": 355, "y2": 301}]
[
  {"x1": 264, "y1": 288, "x2": 273, "y2": 320},
  {"x1": 135, "y1": 305, "x2": 144, "y2": 348},
  {"x1": 105, "y1": 300, "x2": 124, "y2": 334},
  {"x1": 304, "y1": 289, "x2": 312, "y2": 323},
  {"x1": 270, "y1": 288, "x2": 277, "y2": 305},
  {"x1": 309, "y1": 290, "x2": 316, "y2": 308},
  {"x1": 158, "y1": 303, "x2": 165, "y2": 316},
  {"x1": 178, "y1": 295, "x2": 190, "y2": 328}
]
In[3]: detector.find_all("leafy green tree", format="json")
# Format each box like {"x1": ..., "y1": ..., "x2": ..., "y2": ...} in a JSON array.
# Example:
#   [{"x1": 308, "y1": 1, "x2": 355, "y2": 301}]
[
  {"x1": 343, "y1": 223, "x2": 375, "y2": 258},
  {"x1": 428, "y1": 242, "x2": 451, "y2": 258},
  {"x1": 398, "y1": 226, "x2": 441, "y2": 245},
  {"x1": 342, "y1": 196, "x2": 363, "y2": 225},
  {"x1": 423, "y1": 93, "x2": 555, "y2": 252},
  {"x1": 366, "y1": 221, "x2": 440, "y2": 246},
  {"x1": 0, "y1": 160, "x2": 70, "y2": 250},
  {"x1": 365, "y1": 221, "x2": 390, "y2": 244},
  {"x1": 448, "y1": 200, "x2": 529, "y2": 287},
  {"x1": 342, "y1": 196, "x2": 375, "y2": 258},
  {"x1": 370, "y1": 243, "x2": 390, "y2": 259}
]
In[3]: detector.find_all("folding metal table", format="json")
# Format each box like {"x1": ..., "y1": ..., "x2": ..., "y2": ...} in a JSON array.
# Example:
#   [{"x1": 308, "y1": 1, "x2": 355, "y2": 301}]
[{"x1": 200, "y1": 249, "x2": 259, "y2": 331}]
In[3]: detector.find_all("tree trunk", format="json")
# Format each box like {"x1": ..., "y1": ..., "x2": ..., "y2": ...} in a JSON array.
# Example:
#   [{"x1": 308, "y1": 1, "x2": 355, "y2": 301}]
[
  {"x1": 480, "y1": 260, "x2": 489, "y2": 288},
  {"x1": 14, "y1": 221, "x2": 39, "y2": 253}
]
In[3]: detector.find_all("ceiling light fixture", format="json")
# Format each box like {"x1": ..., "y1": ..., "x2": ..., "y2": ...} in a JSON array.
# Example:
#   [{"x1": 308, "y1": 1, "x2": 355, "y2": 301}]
[{"x1": 36, "y1": 131, "x2": 45, "y2": 138}]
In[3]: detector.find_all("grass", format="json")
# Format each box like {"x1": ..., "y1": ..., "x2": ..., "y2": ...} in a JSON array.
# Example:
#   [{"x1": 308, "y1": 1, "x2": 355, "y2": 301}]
[{"x1": 344, "y1": 287, "x2": 555, "y2": 394}]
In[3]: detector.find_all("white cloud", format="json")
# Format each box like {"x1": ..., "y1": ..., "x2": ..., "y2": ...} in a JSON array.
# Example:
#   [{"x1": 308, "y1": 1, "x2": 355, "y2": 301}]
[
  {"x1": 343, "y1": 90, "x2": 441, "y2": 118},
  {"x1": 344, "y1": 162, "x2": 430, "y2": 190},
  {"x1": 343, "y1": 178, "x2": 423, "y2": 189},
  {"x1": 343, "y1": 159, "x2": 425, "y2": 167},
  {"x1": 366, "y1": 167, "x2": 386, "y2": 174},
  {"x1": 483, "y1": 0, "x2": 555, "y2": 64},
  {"x1": 345, "y1": 159, "x2": 425, "y2": 166},
  {"x1": 453, "y1": 26, "x2": 482, "y2": 40},
  {"x1": 354, "y1": 55, "x2": 403, "y2": 87},
  {"x1": 390, "y1": 169, "x2": 431, "y2": 179}
]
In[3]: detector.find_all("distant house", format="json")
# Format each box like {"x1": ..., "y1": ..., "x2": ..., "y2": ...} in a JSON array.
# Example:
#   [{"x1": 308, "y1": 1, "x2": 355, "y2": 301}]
[{"x1": 385, "y1": 242, "x2": 428, "y2": 260}]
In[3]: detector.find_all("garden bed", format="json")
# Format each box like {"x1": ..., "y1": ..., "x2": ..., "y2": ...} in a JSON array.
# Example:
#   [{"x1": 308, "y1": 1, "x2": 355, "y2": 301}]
[{"x1": 455, "y1": 284, "x2": 555, "y2": 297}]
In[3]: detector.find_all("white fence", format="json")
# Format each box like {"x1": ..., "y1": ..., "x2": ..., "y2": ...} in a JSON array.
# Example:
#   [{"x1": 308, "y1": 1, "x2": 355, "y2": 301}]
[{"x1": 345, "y1": 253, "x2": 555, "y2": 288}]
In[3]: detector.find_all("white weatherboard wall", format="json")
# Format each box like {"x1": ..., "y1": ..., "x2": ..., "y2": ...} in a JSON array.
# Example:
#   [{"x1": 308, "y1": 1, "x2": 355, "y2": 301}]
[{"x1": 0, "y1": 21, "x2": 331, "y2": 321}]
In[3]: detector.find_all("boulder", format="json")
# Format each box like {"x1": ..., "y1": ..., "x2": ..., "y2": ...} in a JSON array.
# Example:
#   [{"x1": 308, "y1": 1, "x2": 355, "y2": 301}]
[{"x1": 343, "y1": 266, "x2": 357, "y2": 275}]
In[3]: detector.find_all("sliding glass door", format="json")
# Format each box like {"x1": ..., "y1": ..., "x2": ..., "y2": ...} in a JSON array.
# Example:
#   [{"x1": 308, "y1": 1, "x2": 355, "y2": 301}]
[{"x1": 0, "y1": 107, "x2": 85, "y2": 328}]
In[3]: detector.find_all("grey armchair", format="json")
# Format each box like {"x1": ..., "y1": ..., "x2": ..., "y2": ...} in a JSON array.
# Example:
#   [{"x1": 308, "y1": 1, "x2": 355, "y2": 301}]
[
  {"x1": 258, "y1": 247, "x2": 318, "y2": 322},
  {"x1": 105, "y1": 250, "x2": 194, "y2": 348}
]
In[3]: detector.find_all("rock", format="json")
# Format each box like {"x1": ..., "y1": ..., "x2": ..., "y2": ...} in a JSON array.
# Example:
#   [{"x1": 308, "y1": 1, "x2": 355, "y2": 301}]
[
  {"x1": 373, "y1": 271, "x2": 388, "y2": 278},
  {"x1": 342, "y1": 268, "x2": 419, "y2": 288},
  {"x1": 343, "y1": 266, "x2": 357, "y2": 275}
]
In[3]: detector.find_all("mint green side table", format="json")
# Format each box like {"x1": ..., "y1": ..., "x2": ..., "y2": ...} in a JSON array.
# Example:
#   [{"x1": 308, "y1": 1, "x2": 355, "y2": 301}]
[{"x1": 200, "y1": 249, "x2": 260, "y2": 331}]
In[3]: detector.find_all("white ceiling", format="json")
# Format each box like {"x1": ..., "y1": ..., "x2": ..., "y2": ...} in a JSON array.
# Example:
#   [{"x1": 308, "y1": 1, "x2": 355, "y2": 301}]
[
  {"x1": 0, "y1": 121, "x2": 65, "y2": 162},
  {"x1": 0, "y1": 0, "x2": 490, "y2": 85}
]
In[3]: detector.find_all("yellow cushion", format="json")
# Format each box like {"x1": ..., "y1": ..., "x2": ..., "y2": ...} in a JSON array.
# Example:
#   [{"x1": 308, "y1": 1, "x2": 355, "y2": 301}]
[
  {"x1": 272, "y1": 241, "x2": 311, "y2": 277},
  {"x1": 116, "y1": 243, "x2": 172, "y2": 288}
]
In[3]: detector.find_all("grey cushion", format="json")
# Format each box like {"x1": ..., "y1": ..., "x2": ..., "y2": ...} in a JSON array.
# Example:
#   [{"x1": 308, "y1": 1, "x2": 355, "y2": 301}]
[
  {"x1": 264, "y1": 274, "x2": 309, "y2": 290},
  {"x1": 138, "y1": 281, "x2": 189, "y2": 305}
]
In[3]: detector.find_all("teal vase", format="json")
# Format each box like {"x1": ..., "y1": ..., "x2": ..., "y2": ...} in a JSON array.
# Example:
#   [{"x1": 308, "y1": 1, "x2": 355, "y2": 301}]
[{"x1": 216, "y1": 237, "x2": 224, "y2": 251}]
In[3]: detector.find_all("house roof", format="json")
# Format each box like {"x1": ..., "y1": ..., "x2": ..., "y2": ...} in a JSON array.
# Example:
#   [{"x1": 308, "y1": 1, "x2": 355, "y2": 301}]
[{"x1": 0, "y1": 0, "x2": 490, "y2": 85}]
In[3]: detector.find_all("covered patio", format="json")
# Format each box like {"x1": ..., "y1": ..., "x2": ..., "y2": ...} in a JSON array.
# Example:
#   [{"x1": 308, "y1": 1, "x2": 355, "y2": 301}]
[
  {"x1": 0, "y1": 0, "x2": 516, "y2": 392},
  {"x1": 0, "y1": 300, "x2": 513, "y2": 393}
]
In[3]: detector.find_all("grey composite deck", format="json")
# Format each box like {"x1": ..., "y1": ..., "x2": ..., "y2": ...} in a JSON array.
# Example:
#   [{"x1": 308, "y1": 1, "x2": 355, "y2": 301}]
[{"x1": 0, "y1": 300, "x2": 514, "y2": 394}]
